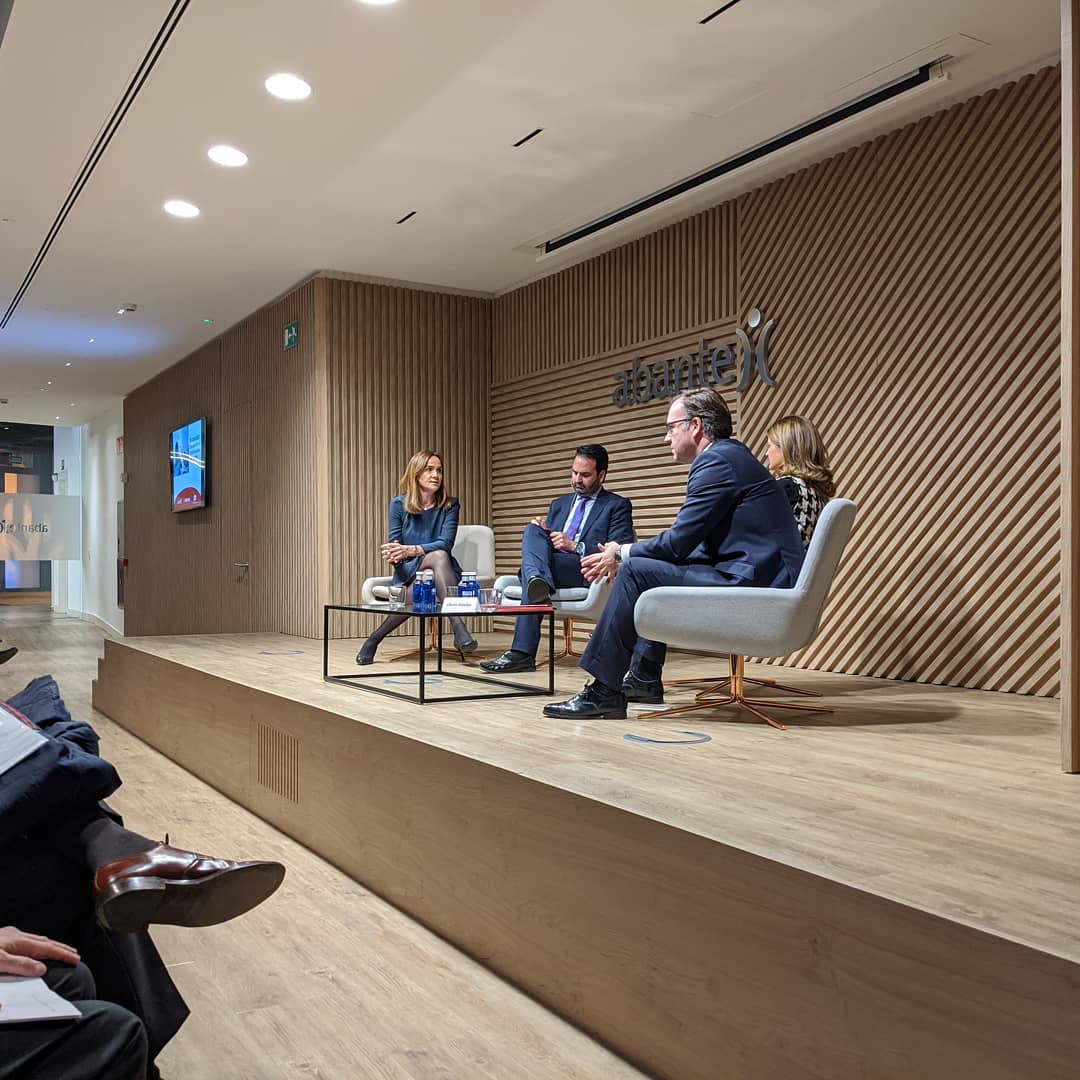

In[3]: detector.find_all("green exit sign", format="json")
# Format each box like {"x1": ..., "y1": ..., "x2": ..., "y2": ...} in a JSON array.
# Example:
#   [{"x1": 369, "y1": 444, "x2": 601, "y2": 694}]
[
  {"x1": 284, "y1": 321, "x2": 299, "y2": 350},
  {"x1": 8, "y1": 454, "x2": 23, "y2": 466}
]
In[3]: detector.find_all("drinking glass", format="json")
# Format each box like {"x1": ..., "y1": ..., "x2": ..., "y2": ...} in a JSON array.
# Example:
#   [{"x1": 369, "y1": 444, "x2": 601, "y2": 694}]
[
  {"x1": 479, "y1": 588, "x2": 499, "y2": 611},
  {"x1": 386, "y1": 584, "x2": 405, "y2": 610}
]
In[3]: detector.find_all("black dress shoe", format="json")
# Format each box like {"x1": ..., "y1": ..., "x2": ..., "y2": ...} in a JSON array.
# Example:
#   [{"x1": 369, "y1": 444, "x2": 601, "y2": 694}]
[
  {"x1": 543, "y1": 682, "x2": 627, "y2": 719},
  {"x1": 621, "y1": 671, "x2": 664, "y2": 704},
  {"x1": 0, "y1": 647, "x2": 16, "y2": 666},
  {"x1": 526, "y1": 577, "x2": 553, "y2": 604},
  {"x1": 480, "y1": 650, "x2": 536, "y2": 673}
]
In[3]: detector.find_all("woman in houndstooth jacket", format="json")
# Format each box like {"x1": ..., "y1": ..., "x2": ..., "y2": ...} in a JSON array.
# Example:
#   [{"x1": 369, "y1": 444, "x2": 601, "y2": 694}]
[{"x1": 765, "y1": 415, "x2": 836, "y2": 550}]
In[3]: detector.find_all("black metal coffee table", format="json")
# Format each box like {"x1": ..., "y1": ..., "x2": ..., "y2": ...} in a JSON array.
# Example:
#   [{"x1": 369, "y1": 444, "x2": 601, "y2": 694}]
[{"x1": 323, "y1": 602, "x2": 556, "y2": 703}]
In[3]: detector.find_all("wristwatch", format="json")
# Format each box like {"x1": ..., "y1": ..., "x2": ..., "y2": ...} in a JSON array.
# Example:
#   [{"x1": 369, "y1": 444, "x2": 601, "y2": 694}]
[
  {"x1": 613, "y1": 545, "x2": 624, "y2": 563},
  {"x1": 575, "y1": 541, "x2": 586, "y2": 557}
]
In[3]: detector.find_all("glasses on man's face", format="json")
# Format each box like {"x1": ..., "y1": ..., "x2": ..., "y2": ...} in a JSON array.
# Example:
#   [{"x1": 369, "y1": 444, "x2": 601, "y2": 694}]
[{"x1": 664, "y1": 417, "x2": 692, "y2": 434}]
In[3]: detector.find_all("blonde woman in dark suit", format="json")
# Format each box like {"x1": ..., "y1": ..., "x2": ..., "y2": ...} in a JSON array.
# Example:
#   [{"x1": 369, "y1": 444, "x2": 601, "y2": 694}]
[{"x1": 356, "y1": 450, "x2": 477, "y2": 664}]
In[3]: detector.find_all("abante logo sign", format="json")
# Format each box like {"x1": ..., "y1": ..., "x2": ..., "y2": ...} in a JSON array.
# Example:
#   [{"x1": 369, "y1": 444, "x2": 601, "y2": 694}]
[
  {"x1": 611, "y1": 308, "x2": 776, "y2": 408},
  {"x1": 0, "y1": 520, "x2": 50, "y2": 535}
]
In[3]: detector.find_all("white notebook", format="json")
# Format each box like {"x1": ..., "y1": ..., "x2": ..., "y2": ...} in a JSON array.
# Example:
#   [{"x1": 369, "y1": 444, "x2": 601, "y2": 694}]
[
  {"x1": 0, "y1": 704, "x2": 46, "y2": 777},
  {"x1": 0, "y1": 976, "x2": 81, "y2": 1023}
]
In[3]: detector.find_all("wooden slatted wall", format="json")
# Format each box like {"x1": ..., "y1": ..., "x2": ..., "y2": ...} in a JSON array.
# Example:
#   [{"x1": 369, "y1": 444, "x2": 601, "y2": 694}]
[
  {"x1": 491, "y1": 67, "x2": 1061, "y2": 697},
  {"x1": 323, "y1": 277, "x2": 492, "y2": 638},
  {"x1": 738, "y1": 67, "x2": 1061, "y2": 695},
  {"x1": 125, "y1": 279, "x2": 327, "y2": 637},
  {"x1": 124, "y1": 341, "x2": 223, "y2": 635}
]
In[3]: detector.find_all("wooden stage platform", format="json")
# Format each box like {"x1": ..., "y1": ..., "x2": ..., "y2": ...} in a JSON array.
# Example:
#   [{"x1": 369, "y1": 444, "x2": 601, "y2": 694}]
[{"x1": 93, "y1": 632, "x2": 1080, "y2": 1080}]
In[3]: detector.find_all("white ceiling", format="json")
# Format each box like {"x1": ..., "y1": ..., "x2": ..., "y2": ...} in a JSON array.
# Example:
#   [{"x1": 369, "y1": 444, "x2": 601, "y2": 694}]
[{"x1": 0, "y1": 0, "x2": 1060, "y2": 425}]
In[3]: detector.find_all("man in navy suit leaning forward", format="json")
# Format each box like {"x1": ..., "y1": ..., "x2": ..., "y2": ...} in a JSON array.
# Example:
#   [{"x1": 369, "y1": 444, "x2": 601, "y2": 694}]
[
  {"x1": 481, "y1": 444, "x2": 635, "y2": 674},
  {"x1": 544, "y1": 388, "x2": 805, "y2": 719}
]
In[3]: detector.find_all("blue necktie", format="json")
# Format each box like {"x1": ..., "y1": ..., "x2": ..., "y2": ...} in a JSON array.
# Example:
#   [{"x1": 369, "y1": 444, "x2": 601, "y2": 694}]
[{"x1": 564, "y1": 496, "x2": 590, "y2": 540}]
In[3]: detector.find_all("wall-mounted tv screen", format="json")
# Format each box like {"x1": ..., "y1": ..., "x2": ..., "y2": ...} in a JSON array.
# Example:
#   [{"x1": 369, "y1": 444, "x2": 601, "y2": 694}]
[{"x1": 170, "y1": 418, "x2": 208, "y2": 513}]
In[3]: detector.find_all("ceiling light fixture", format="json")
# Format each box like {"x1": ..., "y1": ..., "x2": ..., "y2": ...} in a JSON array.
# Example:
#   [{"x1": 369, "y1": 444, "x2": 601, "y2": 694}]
[
  {"x1": 358, "y1": 0, "x2": 400, "y2": 6},
  {"x1": 65, "y1": 362, "x2": 72, "y2": 367},
  {"x1": 164, "y1": 199, "x2": 200, "y2": 218},
  {"x1": 88, "y1": 338, "x2": 95, "y2": 343},
  {"x1": 117, "y1": 303, "x2": 137, "y2": 316},
  {"x1": 208, "y1": 144, "x2": 248, "y2": 167},
  {"x1": 202, "y1": 318, "x2": 214, "y2": 324},
  {"x1": 54, "y1": 416, "x2": 60, "y2": 421},
  {"x1": 264, "y1": 73, "x2": 311, "y2": 101}
]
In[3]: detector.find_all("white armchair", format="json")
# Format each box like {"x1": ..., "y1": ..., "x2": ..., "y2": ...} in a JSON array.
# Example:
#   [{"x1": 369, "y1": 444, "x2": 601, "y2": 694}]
[
  {"x1": 360, "y1": 525, "x2": 496, "y2": 655},
  {"x1": 493, "y1": 574, "x2": 611, "y2": 660},
  {"x1": 633, "y1": 499, "x2": 856, "y2": 730}
]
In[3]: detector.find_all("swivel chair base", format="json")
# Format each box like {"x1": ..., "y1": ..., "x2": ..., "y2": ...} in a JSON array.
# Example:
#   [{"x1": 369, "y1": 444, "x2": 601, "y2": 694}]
[{"x1": 647, "y1": 655, "x2": 833, "y2": 731}]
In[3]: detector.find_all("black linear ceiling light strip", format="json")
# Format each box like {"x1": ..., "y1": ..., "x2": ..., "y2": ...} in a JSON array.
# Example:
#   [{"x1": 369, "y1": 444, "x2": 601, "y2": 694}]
[
  {"x1": 544, "y1": 61, "x2": 934, "y2": 255},
  {"x1": 1, "y1": 0, "x2": 192, "y2": 329},
  {"x1": 700, "y1": 1, "x2": 745, "y2": 25}
]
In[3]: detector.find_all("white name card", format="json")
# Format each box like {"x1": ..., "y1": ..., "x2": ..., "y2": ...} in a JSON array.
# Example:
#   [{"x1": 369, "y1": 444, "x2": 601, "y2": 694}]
[
  {"x1": 441, "y1": 597, "x2": 480, "y2": 613},
  {"x1": 0, "y1": 494, "x2": 82, "y2": 561}
]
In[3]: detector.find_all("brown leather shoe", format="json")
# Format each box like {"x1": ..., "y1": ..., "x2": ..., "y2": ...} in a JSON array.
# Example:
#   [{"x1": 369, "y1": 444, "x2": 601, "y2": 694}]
[{"x1": 93, "y1": 843, "x2": 285, "y2": 932}]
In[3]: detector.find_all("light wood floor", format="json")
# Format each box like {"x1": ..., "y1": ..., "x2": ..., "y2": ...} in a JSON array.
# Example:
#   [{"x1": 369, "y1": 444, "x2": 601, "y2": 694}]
[
  {"x1": 0, "y1": 608, "x2": 645, "y2": 1080},
  {"x1": 106, "y1": 625, "x2": 1080, "y2": 968}
]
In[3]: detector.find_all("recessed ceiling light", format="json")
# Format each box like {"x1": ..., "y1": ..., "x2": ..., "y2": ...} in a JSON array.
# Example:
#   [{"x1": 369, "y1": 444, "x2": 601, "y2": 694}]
[
  {"x1": 47, "y1": 381, "x2": 52, "y2": 385},
  {"x1": 54, "y1": 416, "x2": 60, "y2": 421},
  {"x1": 69, "y1": 403, "x2": 75, "y2": 407},
  {"x1": 202, "y1": 318, "x2": 214, "y2": 325},
  {"x1": 65, "y1": 362, "x2": 72, "y2": 367},
  {"x1": 88, "y1": 338, "x2": 95, "y2": 343},
  {"x1": 358, "y1": 0, "x2": 400, "y2": 5},
  {"x1": 164, "y1": 199, "x2": 200, "y2": 218},
  {"x1": 208, "y1": 144, "x2": 248, "y2": 167},
  {"x1": 264, "y1": 73, "x2": 311, "y2": 101}
]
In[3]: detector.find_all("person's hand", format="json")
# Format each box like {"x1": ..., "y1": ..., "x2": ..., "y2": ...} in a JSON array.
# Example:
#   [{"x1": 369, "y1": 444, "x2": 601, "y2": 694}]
[
  {"x1": 380, "y1": 542, "x2": 409, "y2": 565},
  {"x1": 529, "y1": 517, "x2": 550, "y2": 532},
  {"x1": 582, "y1": 542, "x2": 621, "y2": 584},
  {"x1": 0, "y1": 926, "x2": 79, "y2": 978},
  {"x1": 547, "y1": 530, "x2": 576, "y2": 553}
]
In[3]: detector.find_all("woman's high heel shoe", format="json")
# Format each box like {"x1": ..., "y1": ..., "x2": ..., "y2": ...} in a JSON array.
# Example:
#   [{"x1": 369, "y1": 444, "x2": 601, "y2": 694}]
[
  {"x1": 355, "y1": 640, "x2": 379, "y2": 666},
  {"x1": 455, "y1": 638, "x2": 479, "y2": 662}
]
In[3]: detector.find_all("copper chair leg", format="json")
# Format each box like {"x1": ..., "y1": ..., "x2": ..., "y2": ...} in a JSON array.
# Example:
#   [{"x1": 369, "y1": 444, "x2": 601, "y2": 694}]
[
  {"x1": 644, "y1": 655, "x2": 832, "y2": 731},
  {"x1": 389, "y1": 620, "x2": 439, "y2": 661},
  {"x1": 546, "y1": 617, "x2": 581, "y2": 661}
]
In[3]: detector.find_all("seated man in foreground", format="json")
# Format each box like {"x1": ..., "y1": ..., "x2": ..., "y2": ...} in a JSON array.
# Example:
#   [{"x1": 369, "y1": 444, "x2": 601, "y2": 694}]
[
  {"x1": 481, "y1": 443, "x2": 634, "y2": 674},
  {"x1": 543, "y1": 388, "x2": 804, "y2": 719},
  {"x1": 0, "y1": 675, "x2": 286, "y2": 1076}
]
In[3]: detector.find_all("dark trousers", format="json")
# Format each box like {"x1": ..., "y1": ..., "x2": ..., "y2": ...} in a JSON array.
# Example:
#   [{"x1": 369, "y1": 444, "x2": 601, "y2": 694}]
[
  {"x1": 512, "y1": 524, "x2": 587, "y2": 655},
  {"x1": 0, "y1": 822, "x2": 189, "y2": 1061},
  {"x1": 579, "y1": 557, "x2": 734, "y2": 688},
  {"x1": 1, "y1": 961, "x2": 148, "y2": 1080}
]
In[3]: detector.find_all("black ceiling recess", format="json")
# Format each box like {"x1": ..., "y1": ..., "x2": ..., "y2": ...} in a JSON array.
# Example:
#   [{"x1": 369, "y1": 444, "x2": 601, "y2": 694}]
[
  {"x1": 0, "y1": 0, "x2": 193, "y2": 329},
  {"x1": 543, "y1": 61, "x2": 937, "y2": 255}
]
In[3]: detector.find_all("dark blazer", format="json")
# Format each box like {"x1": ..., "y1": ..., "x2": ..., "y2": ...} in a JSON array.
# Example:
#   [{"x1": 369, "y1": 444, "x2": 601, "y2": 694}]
[
  {"x1": 388, "y1": 494, "x2": 463, "y2": 585},
  {"x1": 542, "y1": 488, "x2": 635, "y2": 552},
  {"x1": 631, "y1": 439, "x2": 804, "y2": 587}
]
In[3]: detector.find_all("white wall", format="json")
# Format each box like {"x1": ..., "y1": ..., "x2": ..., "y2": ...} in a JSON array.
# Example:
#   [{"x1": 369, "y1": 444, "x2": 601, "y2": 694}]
[
  {"x1": 51, "y1": 425, "x2": 83, "y2": 615},
  {"x1": 80, "y1": 406, "x2": 125, "y2": 635}
]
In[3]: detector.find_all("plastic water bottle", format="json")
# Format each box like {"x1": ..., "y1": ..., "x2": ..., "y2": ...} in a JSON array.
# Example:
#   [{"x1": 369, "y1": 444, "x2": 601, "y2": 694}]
[
  {"x1": 421, "y1": 569, "x2": 437, "y2": 612},
  {"x1": 461, "y1": 572, "x2": 479, "y2": 599},
  {"x1": 412, "y1": 573, "x2": 425, "y2": 609}
]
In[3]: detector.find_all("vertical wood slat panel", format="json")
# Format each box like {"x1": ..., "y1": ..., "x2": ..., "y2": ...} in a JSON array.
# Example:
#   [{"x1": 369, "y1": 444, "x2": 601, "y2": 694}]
[
  {"x1": 492, "y1": 202, "x2": 739, "y2": 383},
  {"x1": 736, "y1": 66, "x2": 1061, "y2": 698},
  {"x1": 491, "y1": 67, "x2": 1061, "y2": 698},
  {"x1": 322, "y1": 277, "x2": 492, "y2": 639},
  {"x1": 124, "y1": 341, "x2": 222, "y2": 636},
  {"x1": 125, "y1": 281, "x2": 325, "y2": 637}
]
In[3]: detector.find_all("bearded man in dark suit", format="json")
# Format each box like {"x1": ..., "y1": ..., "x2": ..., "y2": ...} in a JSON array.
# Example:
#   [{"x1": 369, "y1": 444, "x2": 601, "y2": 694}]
[
  {"x1": 481, "y1": 444, "x2": 634, "y2": 674},
  {"x1": 544, "y1": 389, "x2": 805, "y2": 719}
]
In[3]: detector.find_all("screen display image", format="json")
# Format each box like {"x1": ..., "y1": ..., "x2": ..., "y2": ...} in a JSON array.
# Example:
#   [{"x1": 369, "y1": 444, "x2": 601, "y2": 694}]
[{"x1": 170, "y1": 418, "x2": 207, "y2": 512}]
